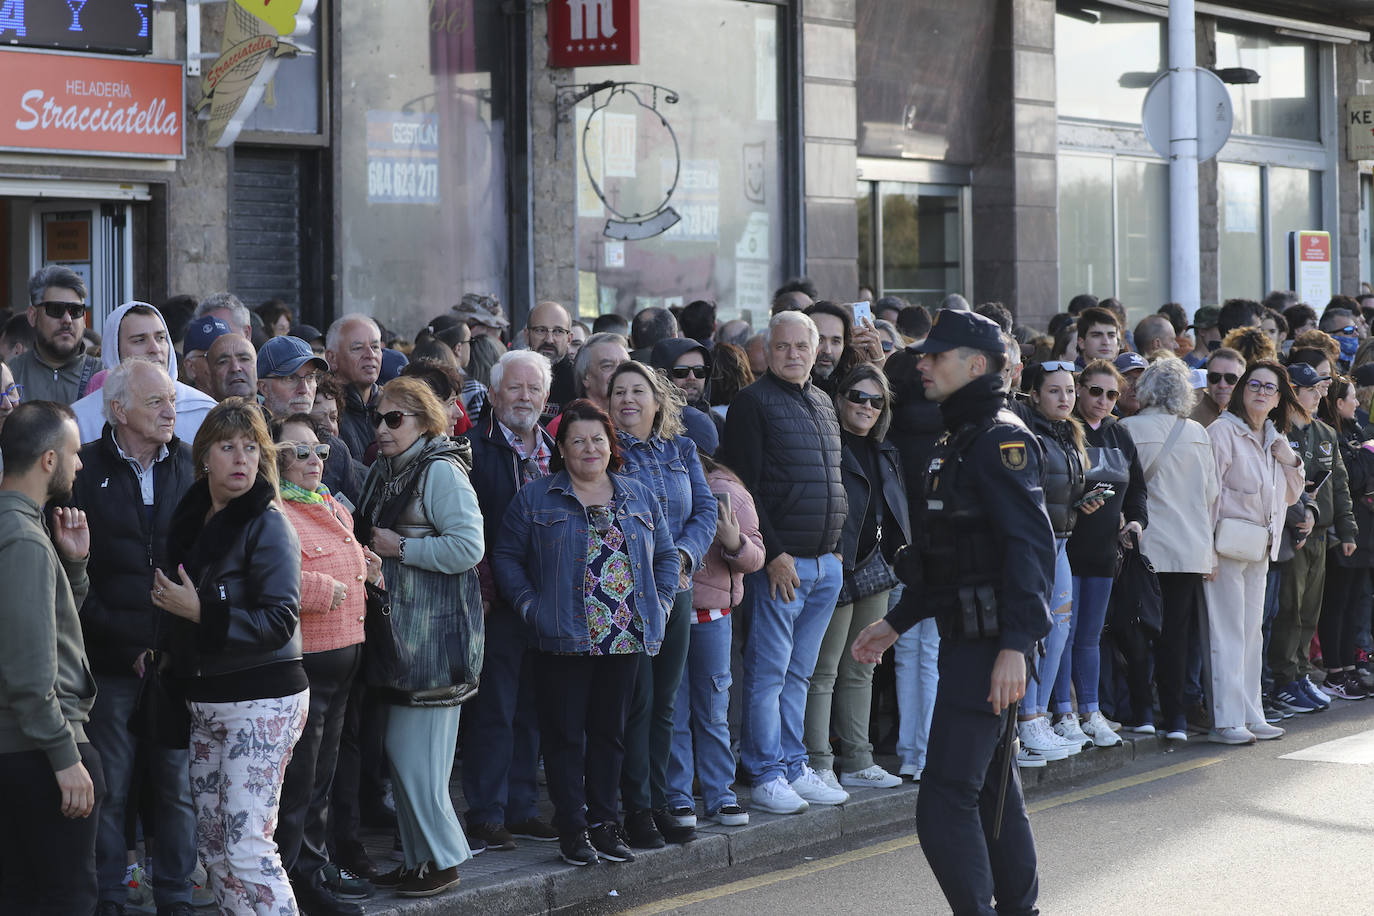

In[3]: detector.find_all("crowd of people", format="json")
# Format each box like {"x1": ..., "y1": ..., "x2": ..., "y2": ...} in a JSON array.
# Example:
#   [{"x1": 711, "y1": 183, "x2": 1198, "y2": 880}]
[{"x1": 5, "y1": 262, "x2": 1374, "y2": 914}]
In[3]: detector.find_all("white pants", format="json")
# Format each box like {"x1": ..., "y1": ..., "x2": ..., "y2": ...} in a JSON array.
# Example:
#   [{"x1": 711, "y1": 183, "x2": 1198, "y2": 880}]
[{"x1": 1203, "y1": 557, "x2": 1267, "y2": 729}]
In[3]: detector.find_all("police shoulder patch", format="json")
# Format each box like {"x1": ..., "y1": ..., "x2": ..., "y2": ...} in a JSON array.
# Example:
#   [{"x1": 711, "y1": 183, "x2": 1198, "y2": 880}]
[{"x1": 999, "y1": 440, "x2": 1028, "y2": 471}]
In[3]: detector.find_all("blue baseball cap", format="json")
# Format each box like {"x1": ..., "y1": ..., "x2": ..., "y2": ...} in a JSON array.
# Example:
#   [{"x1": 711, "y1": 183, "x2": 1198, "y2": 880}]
[
  {"x1": 1287, "y1": 362, "x2": 1327, "y2": 389},
  {"x1": 910, "y1": 309, "x2": 1006, "y2": 356},
  {"x1": 257, "y1": 335, "x2": 328, "y2": 379},
  {"x1": 184, "y1": 316, "x2": 231, "y2": 354},
  {"x1": 379, "y1": 348, "x2": 409, "y2": 383},
  {"x1": 1114, "y1": 352, "x2": 1149, "y2": 374}
]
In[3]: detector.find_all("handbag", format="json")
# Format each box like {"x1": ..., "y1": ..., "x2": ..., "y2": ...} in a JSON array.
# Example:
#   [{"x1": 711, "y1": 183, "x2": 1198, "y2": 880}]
[
  {"x1": 1214, "y1": 517, "x2": 1270, "y2": 563},
  {"x1": 838, "y1": 546, "x2": 901, "y2": 606},
  {"x1": 362, "y1": 581, "x2": 413, "y2": 686},
  {"x1": 127, "y1": 650, "x2": 189, "y2": 749},
  {"x1": 1107, "y1": 543, "x2": 1163, "y2": 636}
]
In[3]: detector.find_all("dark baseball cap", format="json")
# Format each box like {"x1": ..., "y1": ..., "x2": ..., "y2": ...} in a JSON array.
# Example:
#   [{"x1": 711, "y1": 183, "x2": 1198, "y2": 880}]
[
  {"x1": 1189, "y1": 305, "x2": 1221, "y2": 331},
  {"x1": 1287, "y1": 362, "x2": 1327, "y2": 389},
  {"x1": 1114, "y1": 352, "x2": 1149, "y2": 373},
  {"x1": 290, "y1": 323, "x2": 324, "y2": 344},
  {"x1": 910, "y1": 309, "x2": 1006, "y2": 356},
  {"x1": 258, "y1": 335, "x2": 328, "y2": 379},
  {"x1": 1351, "y1": 363, "x2": 1374, "y2": 387},
  {"x1": 184, "y1": 316, "x2": 232, "y2": 353}
]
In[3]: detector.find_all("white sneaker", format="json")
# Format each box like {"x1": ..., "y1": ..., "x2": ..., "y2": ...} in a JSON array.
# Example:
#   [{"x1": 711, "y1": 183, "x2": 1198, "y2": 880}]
[
  {"x1": 839, "y1": 764, "x2": 903, "y2": 789},
  {"x1": 1017, "y1": 718, "x2": 1072, "y2": 760},
  {"x1": 1081, "y1": 710, "x2": 1123, "y2": 747},
  {"x1": 1052, "y1": 713, "x2": 1093, "y2": 749},
  {"x1": 1246, "y1": 721, "x2": 1285, "y2": 740},
  {"x1": 1305, "y1": 676, "x2": 1334, "y2": 707},
  {"x1": 814, "y1": 767, "x2": 844, "y2": 792},
  {"x1": 751, "y1": 775, "x2": 810, "y2": 814},
  {"x1": 1016, "y1": 745, "x2": 1047, "y2": 768},
  {"x1": 790, "y1": 766, "x2": 849, "y2": 805}
]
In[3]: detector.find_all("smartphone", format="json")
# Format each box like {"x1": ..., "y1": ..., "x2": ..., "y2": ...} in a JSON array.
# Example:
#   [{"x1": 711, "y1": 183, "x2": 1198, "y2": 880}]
[
  {"x1": 851, "y1": 301, "x2": 873, "y2": 326},
  {"x1": 714, "y1": 491, "x2": 732, "y2": 517},
  {"x1": 1305, "y1": 470, "x2": 1332, "y2": 493},
  {"x1": 1074, "y1": 485, "x2": 1113, "y2": 508}
]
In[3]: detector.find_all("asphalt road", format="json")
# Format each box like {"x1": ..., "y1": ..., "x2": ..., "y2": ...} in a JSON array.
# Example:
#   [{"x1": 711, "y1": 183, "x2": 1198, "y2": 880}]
[{"x1": 575, "y1": 701, "x2": 1374, "y2": 915}]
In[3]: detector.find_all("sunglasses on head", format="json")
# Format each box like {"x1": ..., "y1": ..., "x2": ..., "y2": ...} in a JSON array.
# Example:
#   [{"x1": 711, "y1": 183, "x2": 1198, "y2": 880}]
[
  {"x1": 370, "y1": 409, "x2": 417, "y2": 429},
  {"x1": 845, "y1": 389, "x2": 886, "y2": 410},
  {"x1": 1085, "y1": 385, "x2": 1120, "y2": 401},
  {"x1": 1207, "y1": 371, "x2": 1239, "y2": 386},
  {"x1": 39, "y1": 301, "x2": 87, "y2": 320},
  {"x1": 1040, "y1": 360, "x2": 1077, "y2": 373},
  {"x1": 285, "y1": 443, "x2": 331, "y2": 461},
  {"x1": 670, "y1": 365, "x2": 709, "y2": 379}
]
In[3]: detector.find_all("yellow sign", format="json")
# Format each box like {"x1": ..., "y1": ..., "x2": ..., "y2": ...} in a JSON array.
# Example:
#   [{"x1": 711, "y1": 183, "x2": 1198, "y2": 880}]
[{"x1": 197, "y1": 0, "x2": 317, "y2": 148}]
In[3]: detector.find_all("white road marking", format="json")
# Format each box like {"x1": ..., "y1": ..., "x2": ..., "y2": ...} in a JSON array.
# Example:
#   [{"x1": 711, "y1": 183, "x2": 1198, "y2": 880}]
[{"x1": 1280, "y1": 729, "x2": 1374, "y2": 764}]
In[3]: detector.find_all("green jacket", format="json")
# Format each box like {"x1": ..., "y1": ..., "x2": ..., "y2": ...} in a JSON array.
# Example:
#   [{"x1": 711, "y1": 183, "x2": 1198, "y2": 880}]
[
  {"x1": 1290, "y1": 418, "x2": 1357, "y2": 544},
  {"x1": 0, "y1": 491, "x2": 96, "y2": 770}
]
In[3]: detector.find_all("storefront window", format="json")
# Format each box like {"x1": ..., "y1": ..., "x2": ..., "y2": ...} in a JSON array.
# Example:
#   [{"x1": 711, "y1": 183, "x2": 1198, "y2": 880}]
[
  {"x1": 1055, "y1": 6, "x2": 1164, "y2": 124},
  {"x1": 1058, "y1": 154, "x2": 1114, "y2": 302},
  {"x1": 1115, "y1": 159, "x2": 1169, "y2": 316},
  {"x1": 1269, "y1": 167, "x2": 1322, "y2": 291},
  {"x1": 338, "y1": 0, "x2": 511, "y2": 337},
  {"x1": 572, "y1": 0, "x2": 784, "y2": 326},
  {"x1": 1219, "y1": 162, "x2": 1263, "y2": 302},
  {"x1": 1215, "y1": 25, "x2": 1319, "y2": 142}
]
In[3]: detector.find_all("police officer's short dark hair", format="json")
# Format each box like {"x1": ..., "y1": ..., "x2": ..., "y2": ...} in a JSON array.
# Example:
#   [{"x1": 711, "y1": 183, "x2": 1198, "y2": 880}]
[
  {"x1": 0, "y1": 400, "x2": 75, "y2": 475},
  {"x1": 957, "y1": 345, "x2": 1006, "y2": 376}
]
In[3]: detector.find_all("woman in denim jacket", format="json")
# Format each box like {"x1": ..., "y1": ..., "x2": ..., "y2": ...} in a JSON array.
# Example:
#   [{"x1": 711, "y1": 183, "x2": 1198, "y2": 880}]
[
  {"x1": 606, "y1": 361, "x2": 717, "y2": 848},
  {"x1": 493, "y1": 399, "x2": 678, "y2": 868}
]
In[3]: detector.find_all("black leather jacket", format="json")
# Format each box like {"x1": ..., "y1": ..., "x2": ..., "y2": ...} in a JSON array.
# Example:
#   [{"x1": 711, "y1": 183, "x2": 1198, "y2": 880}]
[
  {"x1": 166, "y1": 477, "x2": 303, "y2": 682},
  {"x1": 838, "y1": 434, "x2": 911, "y2": 569}
]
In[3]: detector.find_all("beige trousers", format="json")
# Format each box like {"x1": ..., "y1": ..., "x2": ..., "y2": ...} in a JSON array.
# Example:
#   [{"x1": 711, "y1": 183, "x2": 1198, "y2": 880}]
[{"x1": 1203, "y1": 555, "x2": 1268, "y2": 729}]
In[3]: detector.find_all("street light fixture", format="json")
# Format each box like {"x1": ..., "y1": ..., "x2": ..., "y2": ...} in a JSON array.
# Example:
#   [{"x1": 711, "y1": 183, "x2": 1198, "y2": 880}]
[{"x1": 1118, "y1": 67, "x2": 1260, "y2": 88}]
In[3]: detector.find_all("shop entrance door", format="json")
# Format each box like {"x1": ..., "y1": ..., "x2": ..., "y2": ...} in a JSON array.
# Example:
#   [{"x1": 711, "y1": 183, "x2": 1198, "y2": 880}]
[
  {"x1": 857, "y1": 160, "x2": 972, "y2": 311},
  {"x1": 28, "y1": 200, "x2": 134, "y2": 337}
]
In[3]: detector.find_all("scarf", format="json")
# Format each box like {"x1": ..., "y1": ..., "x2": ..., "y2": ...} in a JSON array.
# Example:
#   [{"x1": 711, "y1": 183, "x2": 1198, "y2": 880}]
[{"x1": 281, "y1": 479, "x2": 330, "y2": 505}]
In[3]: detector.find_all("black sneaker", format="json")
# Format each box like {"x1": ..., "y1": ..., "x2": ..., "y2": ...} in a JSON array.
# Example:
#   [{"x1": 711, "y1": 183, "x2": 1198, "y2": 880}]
[
  {"x1": 559, "y1": 830, "x2": 599, "y2": 866},
  {"x1": 623, "y1": 808, "x2": 665, "y2": 849},
  {"x1": 507, "y1": 816, "x2": 559, "y2": 842},
  {"x1": 293, "y1": 871, "x2": 365, "y2": 916},
  {"x1": 587, "y1": 823, "x2": 635, "y2": 862},
  {"x1": 155, "y1": 905, "x2": 196, "y2": 916},
  {"x1": 319, "y1": 862, "x2": 374, "y2": 900},
  {"x1": 96, "y1": 904, "x2": 126, "y2": 916},
  {"x1": 652, "y1": 806, "x2": 696, "y2": 844},
  {"x1": 466, "y1": 821, "x2": 517, "y2": 851}
]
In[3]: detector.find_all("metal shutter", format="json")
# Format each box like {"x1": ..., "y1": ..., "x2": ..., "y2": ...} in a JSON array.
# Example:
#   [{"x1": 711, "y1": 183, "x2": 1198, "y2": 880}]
[{"x1": 230, "y1": 149, "x2": 301, "y2": 309}]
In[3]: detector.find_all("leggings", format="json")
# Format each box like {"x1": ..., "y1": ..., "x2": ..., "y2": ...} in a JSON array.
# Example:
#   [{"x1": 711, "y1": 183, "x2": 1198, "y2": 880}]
[{"x1": 1319, "y1": 561, "x2": 1368, "y2": 670}]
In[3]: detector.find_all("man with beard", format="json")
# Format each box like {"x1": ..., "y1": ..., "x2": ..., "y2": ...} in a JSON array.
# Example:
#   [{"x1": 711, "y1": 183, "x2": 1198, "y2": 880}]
[
  {"x1": 0, "y1": 400, "x2": 103, "y2": 914},
  {"x1": 11, "y1": 267, "x2": 101, "y2": 405},
  {"x1": 804, "y1": 301, "x2": 885, "y2": 397},
  {"x1": 205, "y1": 333, "x2": 258, "y2": 402},
  {"x1": 649, "y1": 338, "x2": 721, "y2": 455},
  {"x1": 326, "y1": 315, "x2": 384, "y2": 465},
  {"x1": 524, "y1": 300, "x2": 578, "y2": 423}
]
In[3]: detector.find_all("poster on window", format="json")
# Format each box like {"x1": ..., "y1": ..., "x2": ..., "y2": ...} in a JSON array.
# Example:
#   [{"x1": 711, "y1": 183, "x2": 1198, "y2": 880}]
[
  {"x1": 366, "y1": 111, "x2": 439, "y2": 205},
  {"x1": 663, "y1": 158, "x2": 718, "y2": 242}
]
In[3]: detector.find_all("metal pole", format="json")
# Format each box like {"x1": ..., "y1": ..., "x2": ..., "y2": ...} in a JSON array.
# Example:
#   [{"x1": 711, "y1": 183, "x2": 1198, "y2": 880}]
[{"x1": 1169, "y1": 0, "x2": 1200, "y2": 322}]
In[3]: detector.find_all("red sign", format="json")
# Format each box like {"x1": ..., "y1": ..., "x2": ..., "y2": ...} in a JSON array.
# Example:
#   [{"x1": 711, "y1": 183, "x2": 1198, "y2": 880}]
[
  {"x1": 1301, "y1": 233, "x2": 1331, "y2": 262},
  {"x1": 0, "y1": 49, "x2": 184, "y2": 158},
  {"x1": 548, "y1": 0, "x2": 639, "y2": 69}
]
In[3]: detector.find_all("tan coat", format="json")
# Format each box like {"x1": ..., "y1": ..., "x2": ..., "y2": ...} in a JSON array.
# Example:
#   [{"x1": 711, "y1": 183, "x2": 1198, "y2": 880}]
[
  {"x1": 1120, "y1": 408, "x2": 1220, "y2": 574},
  {"x1": 1207, "y1": 411, "x2": 1305, "y2": 563}
]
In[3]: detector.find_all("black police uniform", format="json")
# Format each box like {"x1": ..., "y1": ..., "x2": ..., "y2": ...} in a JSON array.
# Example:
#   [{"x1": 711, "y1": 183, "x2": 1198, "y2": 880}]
[{"x1": 885, "y1": 312, "x2": 1055, "y2": 916}]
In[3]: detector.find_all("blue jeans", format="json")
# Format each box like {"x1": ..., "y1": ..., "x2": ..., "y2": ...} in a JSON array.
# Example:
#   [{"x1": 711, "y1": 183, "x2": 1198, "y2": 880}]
[
  {"x1": 1261, "y1": 564, "x2": 1282, "y2": 684},
  {"x1": 1052, "y1": 576, "x2": 1114, "y2": 714},
  {"x1": 1027, "y1": 538, "x2": 1072, "y2": 715},
  {"x1": 85, "y1": 674, "x2": 196, "y2": 907},
  {"x1": 665, "y1": 615, "x2": 737, "y2": 814},
  {"x1": 741, "y1": 553, "x2": 843, "y2": 786},
  {"x1": 894, "y1": 596, "x2": 940, "y2": 779}
]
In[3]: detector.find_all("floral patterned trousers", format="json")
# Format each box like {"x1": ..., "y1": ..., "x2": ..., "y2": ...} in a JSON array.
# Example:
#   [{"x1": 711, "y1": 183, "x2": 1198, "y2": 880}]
[{"x1": 189, "y1": 691, "x2": 309, "y2": 916}]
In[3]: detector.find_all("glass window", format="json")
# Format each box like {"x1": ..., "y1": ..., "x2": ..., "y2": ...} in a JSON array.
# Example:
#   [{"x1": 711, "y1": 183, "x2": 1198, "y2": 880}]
[
  {"x1": 1058, "y1": 154, "x2": 1114, "y2": 301},
  {"x1": 879, "y1": 183, "x2": 962, "y2": 309},
  {"x1": 337, "y1": 0, "x2": 511, "y2": 335},
  {"x1": 572, "y1": 0, "x2": 784, "y2": 326},
  {"x1": 241, "y1": 6, "x2": 322, "y2": 135},
  {"x1": 1269, "y1": 167, "x2": 1322, "y2": 291},
  {"x1": 1219, "y1": 162, "x2": 1263, "y2": 301},
  {"x1": 1215, "y1": 25, "x2": 1319, "y2": 142},
  {"x1": 1115, "y1": 159, "x2": 1170, "y2": 316},
  {"x1": 857, "y1": 181, "x2": 874, "y2": 293},
  {"x1": 1055, "y1": 6, "x2": 1165, "y2": 124}
]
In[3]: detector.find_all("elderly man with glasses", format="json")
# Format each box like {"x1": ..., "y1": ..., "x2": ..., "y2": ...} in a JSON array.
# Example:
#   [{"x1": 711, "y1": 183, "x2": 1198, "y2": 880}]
[
  {"x1": 11, "y1": 266, "x2": 102, "y2": 405},
  {"x1": 523, "y1": 300, "x2": 579, "y2": 422}
]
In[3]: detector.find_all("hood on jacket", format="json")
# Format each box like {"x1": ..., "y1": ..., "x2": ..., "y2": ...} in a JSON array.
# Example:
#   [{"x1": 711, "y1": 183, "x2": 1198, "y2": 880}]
[
  {"x1": 103, "y1": 301, "x2": 181, "y2": 378},
  {"x1": 649, "y1": 337, "x2": 714, "y2": 405}
]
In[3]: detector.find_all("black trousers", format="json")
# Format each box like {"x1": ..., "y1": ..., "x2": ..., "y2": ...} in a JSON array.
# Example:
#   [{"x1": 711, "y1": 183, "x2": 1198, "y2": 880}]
[
  {"x1": 534, "y1": 652, "x2": 639, "y2": 835},
  {"x1": 277, "y1": 644, "x2": 361, "y2": 879},
  {"x1": 1319, "y1": 562, "x2": 1367, "y2": 670},
  {"x1": 916, "y1": 639, "x2": 1037, "y2": 916},
  {"x1": 621, "y1": 590, "x2": 692, "y2": 811},
  {"x1": 330, "y1": 666, "x2": 389, "y2": 860},
  {"x1": 1155, "y1": 573, "x2": 1206, "y2": 733},
  {"x1": 0, "y1": 742, "x2": 106, "y2": 915}
]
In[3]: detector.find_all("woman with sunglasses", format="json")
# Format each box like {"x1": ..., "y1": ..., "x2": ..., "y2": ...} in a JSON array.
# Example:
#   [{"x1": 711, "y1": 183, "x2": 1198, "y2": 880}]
[
  {"x1": 1058, "y1": 360, "x2": 1147, "y2": 745},
  {"x1": 803, "y1": 364, "x2": 910, "y2": 789},
  {"x1": 1016, "y1": 361, "x2": 1103, "y2": 762},
  {"x1": 270, "y1": 413, "x2": 382, "y2": 912},
  {"x1": 1205, "y1": 361, "x2": 1305, "y2": 743},
  {"x1": 355, "y1": 377, "x2": 485, "y2": 898},
  {"x1": 0, "y1": 360, "x2": 19, "y2": 458}
]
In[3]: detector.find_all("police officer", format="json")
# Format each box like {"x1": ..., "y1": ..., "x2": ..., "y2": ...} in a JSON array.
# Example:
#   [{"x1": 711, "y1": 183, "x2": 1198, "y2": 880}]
[{"x1": 853, "y1": 309, "x2": 1055, "y2": 916}]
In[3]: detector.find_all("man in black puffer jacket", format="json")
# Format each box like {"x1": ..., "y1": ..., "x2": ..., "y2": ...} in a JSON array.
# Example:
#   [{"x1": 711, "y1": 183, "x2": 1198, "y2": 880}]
[
  {"x1": 70, "y1": 358, "x2": 199, "y2": 914},
  {"x1": 719, "y1": 310, "x2": 849, "y2": 815}
]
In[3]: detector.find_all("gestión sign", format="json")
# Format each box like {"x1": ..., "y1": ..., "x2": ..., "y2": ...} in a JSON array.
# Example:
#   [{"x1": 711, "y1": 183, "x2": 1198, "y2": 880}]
[{"x1": 0, "y1": 48, "x2": 182, "y2": 157}]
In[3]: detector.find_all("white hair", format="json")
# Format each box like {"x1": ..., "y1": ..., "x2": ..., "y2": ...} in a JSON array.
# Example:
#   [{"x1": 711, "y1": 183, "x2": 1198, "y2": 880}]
[
  {"x1": 768, "y1": 310, "x2": 820, "y2": 351},
  {"x1": 326, "y1": 313, "x2": 382, "y2": 353},
  {"x1": 490, "y1": 348, "x2": 552, "y2": 394},
  {"x1": 194, "y1": 292, "x2": 250, "y2": 333},
  {"x1": 102, "y1": 356, "x2": 171, "y2": 424}
]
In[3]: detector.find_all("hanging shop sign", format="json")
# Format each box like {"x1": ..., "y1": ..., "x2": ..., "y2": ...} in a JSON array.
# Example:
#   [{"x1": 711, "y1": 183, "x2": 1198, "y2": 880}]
[
  {"x1": 0, "y1": 0, "x2": 152, "y2": 55},
  {"x1": 1347, "y1": 96, "x2": 1374, "y2": 161},
  {"x1": 1289, "y1": 230, "x2": 1332, "y2": 310},
  {"x1": 0, "y1": 48, "x2": 183, "y2": 157},
  {"x1": 548, "y1": 0, "x2": 638, "y2": 69},
  {"x1": 197, "y1": 0, "x2": 316, "y2": 148}
]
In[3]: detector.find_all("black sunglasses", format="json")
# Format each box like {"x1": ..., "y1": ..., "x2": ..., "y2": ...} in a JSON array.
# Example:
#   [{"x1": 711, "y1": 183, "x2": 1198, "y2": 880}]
[
  {"x1": 371, "y1": 410, "x2": 417, "y2": 429},
  {"x1": 39, "y1": 301, "x2": 88, "y2": 320},
  {"x1": 284, "y1": 443, "x2": 331, "y2": 461},
  {"x1": 1085, "y1": 385, "x2": 1120, "y2": 401},
  {"x1": 845, "y1": 389, "x2": 886, "y2": 410},
  {"x1": 671, "y1": 365, "x2": 709, "y2": 379},
  {"x1": 1207, "y1": 371, "x2": 1240, "y2": 386}
]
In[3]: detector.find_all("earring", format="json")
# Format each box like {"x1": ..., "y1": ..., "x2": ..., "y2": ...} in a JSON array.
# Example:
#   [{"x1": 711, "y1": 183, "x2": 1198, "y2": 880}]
[{"x1": 202, "y1": 465, "x2": 209, "y2": 473}]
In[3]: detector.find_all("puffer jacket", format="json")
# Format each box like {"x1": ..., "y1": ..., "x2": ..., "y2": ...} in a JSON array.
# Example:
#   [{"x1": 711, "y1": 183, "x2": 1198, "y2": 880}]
[
  {"x1": 1208, "y1": 411, "x2": 1305, "y2": 563},
  {"x1": 691, "y1": 468, "x2": 766, "y2": 611},
  {"x1": 1028, "y1": 410, "x2": 1087, "y2": 537}
]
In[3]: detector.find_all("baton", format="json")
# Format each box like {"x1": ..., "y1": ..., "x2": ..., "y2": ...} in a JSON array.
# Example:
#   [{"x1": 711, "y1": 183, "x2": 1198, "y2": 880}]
[{"x1": 993, "y1": 654, "x2": 1035, "y2": 842}]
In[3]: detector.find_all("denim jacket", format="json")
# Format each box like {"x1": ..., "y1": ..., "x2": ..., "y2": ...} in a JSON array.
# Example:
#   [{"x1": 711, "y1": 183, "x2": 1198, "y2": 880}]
[
  {"x1": 616, "y1": 430, "x2": 717, "y2": 575},
  {"x1": 492, "y1": 470, "x2": 679, "y2": 655}
]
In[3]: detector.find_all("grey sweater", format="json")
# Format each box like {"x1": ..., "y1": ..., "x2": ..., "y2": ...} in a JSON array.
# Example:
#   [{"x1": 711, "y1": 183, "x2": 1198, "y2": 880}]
[{"x1": 0, "y1": 491, "x2": 96, "y2": 770}]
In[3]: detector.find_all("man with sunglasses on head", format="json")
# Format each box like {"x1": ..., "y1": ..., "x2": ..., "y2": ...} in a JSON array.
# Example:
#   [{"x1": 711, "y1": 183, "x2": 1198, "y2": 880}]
[
  {"x1": 649, "y1": 338, "x2": 722, "y2": 456},
  {"x1": 12, "y1": 266, "x2": 101, "y2": 405},
  {"x1": 1190, "y1": 347, "x2": 1246, "y2": 428}
]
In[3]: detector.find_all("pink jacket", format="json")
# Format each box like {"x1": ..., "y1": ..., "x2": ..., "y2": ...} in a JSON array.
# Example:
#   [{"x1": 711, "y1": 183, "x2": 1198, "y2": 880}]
[
  {"x1": 1207, "y1": 411, "x2": 1304, "y2": 563},
  {"x1": 691, "y1": 469, "x2": 765, "y2": 611},
  {"x1": 282, "y1": 497, "x2": 369, "y2": 654}
]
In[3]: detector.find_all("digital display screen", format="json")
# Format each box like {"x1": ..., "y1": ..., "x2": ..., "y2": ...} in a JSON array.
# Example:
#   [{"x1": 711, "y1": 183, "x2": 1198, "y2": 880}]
[{"x1": 0, "y1": 1, "x2": 154, "y2": 55}]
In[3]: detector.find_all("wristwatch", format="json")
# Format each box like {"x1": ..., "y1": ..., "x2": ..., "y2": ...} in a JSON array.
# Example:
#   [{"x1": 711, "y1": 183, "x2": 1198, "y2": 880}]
[{"x1": 399, "y1": 536, "x2": 407, "y2": 563}]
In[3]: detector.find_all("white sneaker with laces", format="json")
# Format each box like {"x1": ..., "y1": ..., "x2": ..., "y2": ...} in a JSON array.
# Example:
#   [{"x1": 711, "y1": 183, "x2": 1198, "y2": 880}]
[
  {"x1": 1018, "y1": 717, "x2": 1072, "y2": 760},
  {"x1": 839, "y1": 764, "x2": 903, "y2": 789},
  {"x1": 815, "y1": 768, "x2": 843, "y2": 792},
  {"x1": 1081, "y1": 710, "x2": 1123, "y2": 747},
  {"x1": 1052, "y1": 713, "x2": 1092, "y2": 749},
  {"x1": 790, "y1": 766, "x2": 849, "y2": 805},
  {"x1": 1016, "y1": 745, "x2": 1047, "y2": 768},
  {"x1": 751, "y1": 775, "x2": 809, "y2": 814}
]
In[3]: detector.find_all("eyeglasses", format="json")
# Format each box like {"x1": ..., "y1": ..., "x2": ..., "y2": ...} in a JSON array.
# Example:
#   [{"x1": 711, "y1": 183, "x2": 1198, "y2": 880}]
[
  {"x1": 1040, "y1": 361, "x2": 1077, "y2": 373},
  {"x1": 39, "y1": 301, "x2": 88, "y2": 320},
  {"x1": 1207, "y1": 371, "x2": 1240, "y2": 386},
  {"x1": 370, "y1": 410, "x2": 417, "y2": 429},
  {"x1": 278, "y1": 371, "x2": 323, "y2": 386},
  {"x1": 0, "y1": 383, "x2": 21, "y2": 403},
  {"x1": 528, "y1": 326, "x2": 570, "y2": 338},
  {"x1": 1246, "y1": 380, "x2": 1279, "y2": 396},
  {"x1": 845, "y1": 389, "x2": 887, "y2": 410},
  {"x1": 670, "y1": 365, "x2": 709, "y2": 379},
  {"x1": 284, "y1": 443, "x2": 331, "y2": 461},
  {"x1": 1085, "y1": 385, "x2": 1120, "y2": 401}
]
